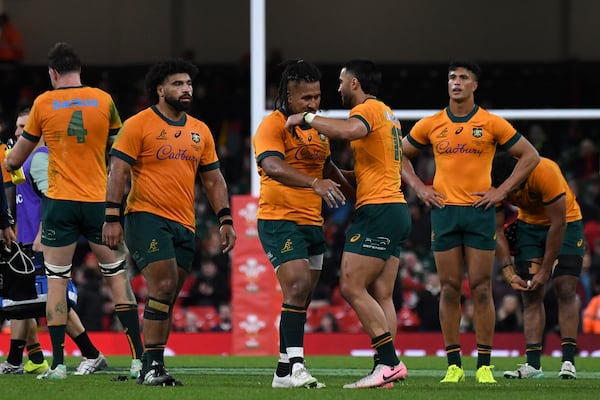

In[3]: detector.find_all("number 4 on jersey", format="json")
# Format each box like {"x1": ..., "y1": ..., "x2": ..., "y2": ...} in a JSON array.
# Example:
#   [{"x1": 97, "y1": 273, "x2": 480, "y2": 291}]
[{"x1": 68, "y1": 110, "x2": 87, "y2": 143}]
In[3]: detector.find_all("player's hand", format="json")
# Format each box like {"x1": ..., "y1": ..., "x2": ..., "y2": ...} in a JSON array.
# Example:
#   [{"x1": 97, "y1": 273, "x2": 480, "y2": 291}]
[
  {"x1": 312, "y1": 178, "x2": 346, "y2": 208},
  {"x1": 414, "y1": 184, "x2": 446, "y2": 208},
  {"x1": 102, "y1": 222, "x2": 124, "y2": 251},
  {"x1": 472, "y1": 187, "x2": 507, "y2": 210},
  {"x1": 1, "y1": 226, "x2": 16, "y2": 244},
  {"x1": 285, "y1": 113, "x2": 305, "y2": 129},
  {"x1": 502, "y1": 263, "x2": 528, "y2": 291},
  {"x1": 219, "y1": 224, "x2": 236, "y2": 253},
  {"x1": 509, "y1": 275, "x2": 529, "y2": 291},
  {"x1": 528, "y1": 270, "x2": 550, "y2": 291}
]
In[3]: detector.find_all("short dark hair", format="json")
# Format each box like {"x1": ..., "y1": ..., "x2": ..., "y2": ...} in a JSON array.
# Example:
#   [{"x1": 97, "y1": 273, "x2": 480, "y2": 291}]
[
  {"x1": 343, "y1": 59, "x2": 381, "y2": 96},
  {"x1": 274, "y1": 59, "x2": 321, "y2": 112},
  {"x1": 448, "y1": 60, "x2": 482, "y2": 81},
  {"x1": 17, "y1": 107, "x2": 31, "y2": 117},
  {"x1": 144, "y1": 59, "x2": 199, "y2": 105},
  {"x1": 48, "y1": 42, "x2": 81, "y2": 74},
  {"x1": 491, "y1": 152, "x2": 518, "y2": 188}
]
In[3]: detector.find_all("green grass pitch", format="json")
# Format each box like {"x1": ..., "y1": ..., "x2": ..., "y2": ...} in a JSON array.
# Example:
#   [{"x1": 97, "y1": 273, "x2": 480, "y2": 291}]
[{"x1": 2, "y1": 355, "x2": 599, "y2": 400}]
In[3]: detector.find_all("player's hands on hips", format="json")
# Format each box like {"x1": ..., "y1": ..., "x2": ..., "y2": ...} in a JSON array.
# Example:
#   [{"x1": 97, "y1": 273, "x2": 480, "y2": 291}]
[
  {"x1": 102, "y1": 222, "x2": 124, "y2": 251},
  {"x1": 471, "y1": 187, "x2": 507, "y2": 209},
  {"x1": 414, "y1": 184, "x2": 446, "y2": 208}
]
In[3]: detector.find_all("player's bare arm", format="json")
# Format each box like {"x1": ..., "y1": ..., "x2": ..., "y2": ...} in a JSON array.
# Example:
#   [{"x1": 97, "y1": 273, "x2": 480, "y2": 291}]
[
  {"x1": 199, "y1": 168, "x2": 236, "y2": 253},
  {"x1": 495, "y1": 208, "x2": 528, "y2": 291},
  {"x1": 401, "y1": 138, "x2": 446, "y2": 208},
  {"x1": 473, "y1": 138, "x2": 540, "y2": 209},
  {"x1": 529, "y1": 196, "x2": 567, "y2": 290},
  {"x1": 285, "y1": 113, "x2": 367, "y2": 141},
  {"x1": 260, "y1": 155, "x2": 346, "y2": 209},
  {"x1": 102, "y1": 157, "x2": 130, "y2": 250}
]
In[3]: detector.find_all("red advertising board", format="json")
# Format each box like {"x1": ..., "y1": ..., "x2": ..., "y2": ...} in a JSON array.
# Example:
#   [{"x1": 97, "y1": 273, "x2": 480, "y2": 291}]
[
  {"x1": 2, "y1": 332, "x2": 599, "y2": 357},
  {"x1": 231, "y1": 195, "x2": 280, "y2": 355}
]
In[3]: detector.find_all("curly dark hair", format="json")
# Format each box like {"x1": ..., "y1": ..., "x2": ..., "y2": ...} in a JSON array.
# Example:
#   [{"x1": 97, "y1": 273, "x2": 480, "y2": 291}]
[
  {"x1": 48, "y1": 42, "x2": 81, "y2": 74},
  {"x1": 144, "y1": 59, "x2": 199, "y2": 105},
  {"x1": 448, "y1": 60, "x2": 482, "y2": 81},
  {"x1": 274, "y1": 59, "x2": 321, "y2": 113}
]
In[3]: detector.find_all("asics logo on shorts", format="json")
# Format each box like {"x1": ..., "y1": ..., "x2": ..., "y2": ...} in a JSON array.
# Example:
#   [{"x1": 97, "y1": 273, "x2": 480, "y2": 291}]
[{"x1": 350, "y1": 234, "x2": 361, "y2": 243}]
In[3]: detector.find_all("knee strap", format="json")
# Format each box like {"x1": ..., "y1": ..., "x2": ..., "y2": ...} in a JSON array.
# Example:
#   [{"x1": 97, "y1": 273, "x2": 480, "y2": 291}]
[
  {"x1": 143, "y1": 297, "x2": 172, "y2": 321},
  {"x1": 44, "y1": 261, "x2": 72, "y2": 279},
  {"x1": 99, "y1": 259, "x2": 127, "y2": 277}
]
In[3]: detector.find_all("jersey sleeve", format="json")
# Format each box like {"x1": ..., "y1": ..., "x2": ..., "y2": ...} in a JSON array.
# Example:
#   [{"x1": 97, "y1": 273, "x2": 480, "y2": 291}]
[
  {"x1": 529, "y1": 161, "x2": 566, "y2": 204},
  {"x1": 253, "y1": 114, "x2": 285, "y2": 164},
  {"x1": 110, "y1": 118, "x2": 143, "y2": 164},
  {"x1": 407, "y1": 117, "x2": 432, "y2": 148}
]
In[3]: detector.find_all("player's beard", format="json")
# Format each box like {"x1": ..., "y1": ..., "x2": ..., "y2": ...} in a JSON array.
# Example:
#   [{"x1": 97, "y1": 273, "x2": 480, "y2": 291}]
[{"x1": 165, "y1": 95, "x2": 191, "y2": 112}]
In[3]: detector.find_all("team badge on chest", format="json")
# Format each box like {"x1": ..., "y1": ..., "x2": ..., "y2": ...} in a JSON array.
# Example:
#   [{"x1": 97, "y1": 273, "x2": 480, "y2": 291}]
[
  {"x1": 191, "y1": 132, "x2": 201, "y2": 143},
  {"x1": 472, "y1": 127, "x2": 483, "y2": 138}
]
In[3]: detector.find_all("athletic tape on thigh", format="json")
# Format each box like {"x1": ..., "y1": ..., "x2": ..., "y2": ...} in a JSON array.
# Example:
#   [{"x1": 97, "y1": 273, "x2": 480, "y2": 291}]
[
  {"x1": 143, "y1": 297, "x2": 172, "y2": 320},
  {"x1": 308, "y1": 254, "x2": 323, "y2": 271},
  {"x1": 99, "y1": 259, "x2": 126, "y2": 277},
  {"x1": 44, "y1": 261, "x2": 72, "y2": 279},
  {"x1": 516, "y1": 260, "x2": 540, "y2": 278}
]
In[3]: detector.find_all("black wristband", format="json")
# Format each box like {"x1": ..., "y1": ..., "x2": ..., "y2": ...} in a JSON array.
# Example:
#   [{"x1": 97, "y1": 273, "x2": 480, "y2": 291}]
[
  {"x1": 219, "y1": 219, "x2": 233, "y2": 227},
  {"x1": 105, "y1": 215, "x2": 120, "y2": 223},
  {"x1": 106, "y1": 201, "x2": 121, "y2": 209},
  {"x1": 217, "y1": 207, "x2": 231, "y2": 219}
]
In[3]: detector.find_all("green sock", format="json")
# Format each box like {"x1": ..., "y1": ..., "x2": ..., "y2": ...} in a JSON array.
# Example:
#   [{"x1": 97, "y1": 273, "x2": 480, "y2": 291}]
[
  {"x1": 446, "y1": 344, "x2": 461, "y2": 367},
  {"x1": 7, "y1": 339, "x2": 26, "y2": 365},
  {"x1": 525, "y1": 343, "x2": 543, "y2": 369},
  {"x1": 26, "y1": 343, "x2": 45, "y2": 364},
  {"x1": 144, "y1": 344, "x2": 165, "y2": 366},
  {"x1": 561, "y1": 337, "x2": 577, "y2": 364},
  {"x1": 115, "y1": 304, "x2": 144, "y2": 359},
  {"x1": 372, "y1": 332, "x2": 399, "y2": 366},
  {"x1": 72, "y1": 332, "x2": 100, "y2": 359},
  {"x1": 48, "y1": 325, "x2": 67, "y2": 368},
  {"x1": 280, "y1": 304, "x2": 306, "y2": 349},
  {"x1": 477, "y1": 344, "x2": 492, "y2": 368}
]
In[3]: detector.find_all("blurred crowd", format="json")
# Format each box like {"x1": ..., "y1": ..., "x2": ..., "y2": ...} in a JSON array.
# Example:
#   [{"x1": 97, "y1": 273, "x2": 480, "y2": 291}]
[{"x1": 1, "y1": 45, "x2": 599, "y2": 336}]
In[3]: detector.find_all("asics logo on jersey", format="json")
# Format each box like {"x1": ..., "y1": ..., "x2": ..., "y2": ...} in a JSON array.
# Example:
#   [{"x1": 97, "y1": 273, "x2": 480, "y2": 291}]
[
  {"x1": 156, "y1": 145, "x2": 199, "y2": 162},
  {"x1": 577, "y1": 239, "x2": 584, "y2": 247},
  {"x1": 455, "y1": 127, "x2": 463, "y2": 134},
  {"x1": 175, "y1": 130, "x2": 182, "y2": 138},
  {"x1": 52, "y1": 98, "x2": 99, "y2": 110}
]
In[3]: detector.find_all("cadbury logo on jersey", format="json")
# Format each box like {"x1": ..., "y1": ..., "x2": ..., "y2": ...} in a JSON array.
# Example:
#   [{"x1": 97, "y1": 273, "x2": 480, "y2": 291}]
[
  {"x1": 52, "y1": 98, "x2": 99, "y2": 110},
  {"x1": 435, "y1": 141, "x2": 483, "y2": 156},
  {"x1": 156, "y1": 144, "x2": 199, "y2": 162}
]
